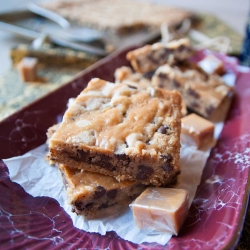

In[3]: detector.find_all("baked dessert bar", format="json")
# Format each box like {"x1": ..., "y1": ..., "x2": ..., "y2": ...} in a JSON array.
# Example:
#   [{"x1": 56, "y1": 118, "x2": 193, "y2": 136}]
[
  {"x1": 59, "y1": 164, "x2": 147, "y2": 217},
  {"x1": 114, "y1": 66, "x2": 187, "y2": 117},
  {"x1": 152, "y1": 62, "x2": 233, "y2": 118},
  {"x1": 49, "y1": 78, "x2": 182, "y2": 186},
  {"x1": 42, "y1": 0, "x2": 192, "y2": 34},
  {"x1": 126, "y1": 38, "x2": 193, "y2": 73},
  {"x1": 181, "y1": 113, "x2": 215, "y2": 149}
]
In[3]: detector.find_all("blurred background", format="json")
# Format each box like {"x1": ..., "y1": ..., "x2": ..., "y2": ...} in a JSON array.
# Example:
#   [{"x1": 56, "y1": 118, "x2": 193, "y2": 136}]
[{"x1": 0, "y1": 0, "x2": 249, "y2": 75}]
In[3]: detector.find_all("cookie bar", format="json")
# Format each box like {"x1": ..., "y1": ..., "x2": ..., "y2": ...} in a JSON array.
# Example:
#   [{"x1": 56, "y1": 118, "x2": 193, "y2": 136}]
[
  {"x1": 49, "y1": 78, "x2": 182, "y2": 186},
  {"x1": 126, "y1": 38, "x2": 193, "y2": 73},
  {"x1": 114, "y1": 66, "x2": 187, "y2": 117},
  {"x1": 131, "y1": 187, "x2": 189, "y2": 235},
  {"x1": 59, "y1": 164, "x2": 146, "y2": 217},
  {"x1": 42, "y1": 0, "x2": 192, "y2": 34},
  {"x1": 152, "y1": 63, "x2": 233, "y2": 118},
  {"x1": 181, "y1": 113, "x2": 215, "y2": 149}
]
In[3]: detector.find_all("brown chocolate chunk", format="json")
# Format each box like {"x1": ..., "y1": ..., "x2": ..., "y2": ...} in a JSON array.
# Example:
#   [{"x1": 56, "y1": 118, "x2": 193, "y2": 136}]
[
  {"x1": 205, "y1": 105, "x2": 215, "y2": 116},
  {"x1": 136, "y1": 165, "x2": 154, "y2": 180},
  {"x1": 107, "y1": 189, "x2": 118, "y2": 199},
  {"x1": 187, "y1": 88, "x2": 200, "y2": 99},
  {"x1": 157, "y1": 125, "x2": 169, "y2": 134},
  {"x1": 161, "y1": 154, "x2": 173, "y2": 173},
  {"x1": 68, "y1": 149, "x2": 88, "y2": 162},
  {"x1": 157, "y1": 72, "x2": 168, "y2": 80},
  {"x1": 162, "y1": 162, "x2": 173, "y2": 173},
  {"x1": 173, "y1": 79, "x2": 181, "y2": 88},
  {"x1": 94, "y1": 186, "x2": 106, "y2": 199}
]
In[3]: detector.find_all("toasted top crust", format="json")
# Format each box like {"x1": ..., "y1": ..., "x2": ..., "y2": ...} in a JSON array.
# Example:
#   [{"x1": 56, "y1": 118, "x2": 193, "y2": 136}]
[{"x1": 50, "y1": 78, "x2": 182, "y2": 157}]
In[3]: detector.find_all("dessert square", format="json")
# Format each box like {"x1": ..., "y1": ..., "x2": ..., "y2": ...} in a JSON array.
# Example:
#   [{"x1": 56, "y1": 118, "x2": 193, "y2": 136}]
[
  {"x1": 49, "y1": 78, "x2": 182, "y2": 186},
  {"x1": 41, "y1": 0, "x2": 192, "y2": 34},
  {"x1": 152, "y1": 62, "x2": 233, "y2": 118},
  {"x1": 114, "y1": 66, "x2": 188, "y2": 117},
  {"x1": 126, "y1": 38, "x2": 193, "y2": 73},
  {"x1": 59, "y1": 164, "x2": 146, "y2": 217},
  {"x1": 131, "y1": 187, "x2": 189, "y2": 235},
  {"x1": 181, "y1": 113, "x2": 215, "y2": 149}
]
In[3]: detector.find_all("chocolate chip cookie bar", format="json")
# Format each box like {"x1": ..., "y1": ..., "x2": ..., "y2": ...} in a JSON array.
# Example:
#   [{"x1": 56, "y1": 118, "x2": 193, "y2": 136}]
[
  {"x1": 59, "y1": 164, "x2": 146, "y2": 217},
  {"x1": 49, "y1": 78, "x2": 182, "y2": 186},
  {"x1": 126, "y1": 38, "x2": 193, "y2": 74},
  {"x1": 114, "y1": 66, "x2": 187, "y2": 117},
  {"x1": 152, "y1": 63, "x2": 233, "y2": 118}
]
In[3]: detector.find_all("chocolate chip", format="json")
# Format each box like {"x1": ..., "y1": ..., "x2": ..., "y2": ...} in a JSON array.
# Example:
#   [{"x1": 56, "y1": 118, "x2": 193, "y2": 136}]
[
  {"x1": 190, "y1": 101, "x2": 200, "y2": 109},
  {"x1": 136, "y1": 165, "x2": 154, "y2": 180},
  {"x1": 161, "y1": 48, "x2": 172, "y2": 59},
  {"x1": 116, "y1": 153, "x2": 128, "y2": 161},
  {"x1": 128, "y1": 85, "x2": 137, "y2": 89},
  {"x1": 162, "y1": 162, "x2": 173, "y2": 173},
  {"x1": 157, "y1": 72, "x2": 168, "y2": 80},
  {"x1": 173, "y1": 79, "x2": 181, "y2": 88},
  {"x1": 160, "y1": 154, "x2": 173, "y2": 162},
  {"x1": 99, "y1": 154, "x2": 114, "y2": 170},
  {"x1": 94, "y1": 186, "x2": 106, "y2": 199},
  {"x1": 147, "y1": 52, "x2": 158, "y2": 64},
  {"x1": 206, "y1": 105, "x2": 215, "y2": 116},
  {"x1": 68, "y1": 149, "x2": 88, "y2": 162},
  {"x1": 187, "y1": 88, "x2": 200, "y2": 98},
  {"x1": 98, "y1": 203, "x2": 109, "y2": 209},
  {"x1": 107, "y1": 189, "x2": 117, "y2": 199},
  {"x1": 177, "y1": 44, "x2": 186, "y2": 53},
  {"x1": 161, "y1": 154, "x2": 173, "y2": 173},
  {"x1": 157, "y1": 125, "x2": 169, "y2": 134},
  {"x1": 74, "y1": 201, "x2": 85, "y2": 211}
]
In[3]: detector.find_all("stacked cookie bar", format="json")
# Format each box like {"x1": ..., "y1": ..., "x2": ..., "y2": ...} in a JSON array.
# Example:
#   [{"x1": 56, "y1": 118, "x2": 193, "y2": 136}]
[
  {"x1": 47, "y1": 38, "x2": 233, "y2": 218},
  {"x1": 48, "y1": 77, "x2": 182, "y2": 216}
]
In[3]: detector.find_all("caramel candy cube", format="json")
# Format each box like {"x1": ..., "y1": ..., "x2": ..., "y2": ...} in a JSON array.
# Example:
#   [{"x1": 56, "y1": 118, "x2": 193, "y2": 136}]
[
  {"x1": 17, "y1": 57, "x2": 38, "y2": 82},
  {"x1": 181, "y1": 113, "x2": 215, "y2": 149},
  {"x1": 198, "y1": 54, "x2": 224, "y2": 75},
  {"x1": 131, "y1": 187, "x2": 189, "y2": 235}
]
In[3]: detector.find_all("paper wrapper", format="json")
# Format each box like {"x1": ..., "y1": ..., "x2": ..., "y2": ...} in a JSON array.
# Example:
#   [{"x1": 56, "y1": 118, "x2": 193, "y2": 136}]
[{"x1": 3, "y1": 53, "x2": 237, "y2": 245}]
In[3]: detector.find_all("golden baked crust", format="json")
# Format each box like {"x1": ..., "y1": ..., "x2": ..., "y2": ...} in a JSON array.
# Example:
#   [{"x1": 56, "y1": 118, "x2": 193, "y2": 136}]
[
  {"x1": 49, "y1": 78, "x2": 182, "y2": 186},
  {"x1": 59, "y1": 164, "x2": 146, "y2": 217}
]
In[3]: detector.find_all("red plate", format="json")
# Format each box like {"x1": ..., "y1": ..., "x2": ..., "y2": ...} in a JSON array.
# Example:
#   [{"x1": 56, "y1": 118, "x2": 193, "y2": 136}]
[{"x1": 0, "y1": 47, "x2": 249, "y2": 249}]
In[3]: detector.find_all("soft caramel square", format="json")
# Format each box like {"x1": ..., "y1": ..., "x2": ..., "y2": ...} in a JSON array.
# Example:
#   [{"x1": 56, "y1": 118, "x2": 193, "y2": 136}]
[
  {"x1": 17, "y1": 57, "x2": 38, "y2": 82},
  {"x1": 181, "y1": 113, "x2": 215, "y2": 149},
  {"x1": 131, "y1": 187, "x2": 189, "y2": 235},
  {"x1": 198, "y1": 54, "x2": 224, "y2": 75}
]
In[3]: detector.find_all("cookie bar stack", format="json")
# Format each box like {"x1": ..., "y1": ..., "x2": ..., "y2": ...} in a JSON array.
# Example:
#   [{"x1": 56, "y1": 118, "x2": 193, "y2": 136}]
[
  {"x1": 125, "y1": 38, "x2": 233, "y2": 120},
  {"x1": 48, "y1": 78, "x2": 183, "y2": 216}
]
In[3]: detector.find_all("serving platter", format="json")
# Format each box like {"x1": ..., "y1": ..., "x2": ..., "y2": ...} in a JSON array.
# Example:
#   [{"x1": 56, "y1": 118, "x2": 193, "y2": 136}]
[{"x1": 0, "y1": 46, "x2": 250, "y2": 249}]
